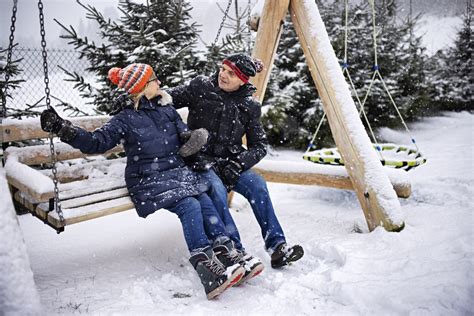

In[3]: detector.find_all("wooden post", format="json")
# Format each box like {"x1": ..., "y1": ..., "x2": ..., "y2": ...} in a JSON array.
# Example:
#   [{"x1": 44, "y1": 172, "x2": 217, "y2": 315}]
[
  {"x1": 250, "y1": 0, "x2": 290, "y2": 102},
  {"x1": 289, "y1": 1, "x2": 403, "y2": 231}
]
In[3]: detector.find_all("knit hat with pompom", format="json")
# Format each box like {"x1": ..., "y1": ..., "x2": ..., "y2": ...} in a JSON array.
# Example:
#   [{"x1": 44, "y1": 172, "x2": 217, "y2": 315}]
[{"x1": 108, "y1": 63, "x2": 154, "y2": 94}]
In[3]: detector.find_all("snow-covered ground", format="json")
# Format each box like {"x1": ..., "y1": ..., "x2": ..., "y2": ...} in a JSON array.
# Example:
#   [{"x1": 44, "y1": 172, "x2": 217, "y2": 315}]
[{"x1": 2, "y1": 111, "x2": 470, "y2": 315}]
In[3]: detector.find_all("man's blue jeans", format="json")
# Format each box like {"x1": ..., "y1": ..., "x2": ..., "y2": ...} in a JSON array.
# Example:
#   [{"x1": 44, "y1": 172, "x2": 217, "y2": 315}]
[
  {"x1": 200, "y1": 169, "x2": 286, "y2": 252},
  {"x1": 167, "y1": 193, "x2": 229, "y2": 254}
]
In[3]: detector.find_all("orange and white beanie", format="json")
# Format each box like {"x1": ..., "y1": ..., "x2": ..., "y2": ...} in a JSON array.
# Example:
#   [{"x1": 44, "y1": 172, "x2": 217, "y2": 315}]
[{"x1": 108, "y1": 63, "x2": 154, "y2": 94}]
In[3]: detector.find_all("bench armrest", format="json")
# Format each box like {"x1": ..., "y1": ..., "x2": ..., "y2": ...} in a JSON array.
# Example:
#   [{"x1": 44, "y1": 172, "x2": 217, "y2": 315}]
[{"x1": 4, "y1": 157, "x2": 55, "y2": 202}]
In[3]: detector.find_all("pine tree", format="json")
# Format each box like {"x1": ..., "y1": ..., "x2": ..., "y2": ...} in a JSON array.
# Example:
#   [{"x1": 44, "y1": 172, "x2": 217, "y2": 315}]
[
  {"x1": 436, "y1": 1, "x2": 472, "y2": 110},
  {"x1": 57, "y1": 0, "x2": 201, "y2": 113}
]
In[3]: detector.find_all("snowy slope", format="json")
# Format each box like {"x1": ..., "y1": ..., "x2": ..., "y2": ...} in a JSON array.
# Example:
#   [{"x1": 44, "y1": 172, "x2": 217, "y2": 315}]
[{"x1": 7, "y1": 111, "x2": 472, "y2": 315}]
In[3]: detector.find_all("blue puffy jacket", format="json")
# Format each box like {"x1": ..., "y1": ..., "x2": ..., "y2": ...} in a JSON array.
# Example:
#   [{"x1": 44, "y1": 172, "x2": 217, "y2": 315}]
[{"x1": 66, "y1": 93, "x2": 208, "y2": 218}]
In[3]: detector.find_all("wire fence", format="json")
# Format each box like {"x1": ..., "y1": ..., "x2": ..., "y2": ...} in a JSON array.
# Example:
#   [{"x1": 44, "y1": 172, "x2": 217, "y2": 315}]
[{"x1": 4, "y1": 47, "x2": 93, "y2": 115}]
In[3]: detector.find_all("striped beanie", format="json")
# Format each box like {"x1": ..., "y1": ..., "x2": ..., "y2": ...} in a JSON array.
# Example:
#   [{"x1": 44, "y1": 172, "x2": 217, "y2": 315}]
[
  {"x1": 223, "y1": 53, "x2": 264, "y2": 83},
  {"x1": 108, "y1": 63, "x2": 154, "y2": 94}
]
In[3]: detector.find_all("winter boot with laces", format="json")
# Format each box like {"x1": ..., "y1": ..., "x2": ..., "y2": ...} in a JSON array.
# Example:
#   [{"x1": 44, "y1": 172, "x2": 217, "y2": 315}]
[
  {"x1": 270, "y1": 243, "x2": 304, "y2": 268},
  {"x1": 189, "y1": 246, "x2": 244, "y2": 300},
  {"x1": 214, "y1": 240, "x2": 264, "y2": 286}
]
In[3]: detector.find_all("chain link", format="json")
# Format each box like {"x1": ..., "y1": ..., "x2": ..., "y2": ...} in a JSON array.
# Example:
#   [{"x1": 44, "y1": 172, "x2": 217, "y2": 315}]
[
  {"x1": 247, "y1": 0, "x2": 252, "y2": 54},
  {"x1": 38, "y1": 0, "x2": 65, "y2": 225},
  {"x1": 211, "y1": 0, "x2": 233, "y2": 47},
  {"x1": 1, "y1": 0, "x2": 18, "y2": 118}
]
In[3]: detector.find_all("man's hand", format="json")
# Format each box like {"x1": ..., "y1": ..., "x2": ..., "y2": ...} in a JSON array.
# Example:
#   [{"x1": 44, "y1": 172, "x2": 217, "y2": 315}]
[{"x1": 221, "y1": 160, "x2": 242, "y2": 191}]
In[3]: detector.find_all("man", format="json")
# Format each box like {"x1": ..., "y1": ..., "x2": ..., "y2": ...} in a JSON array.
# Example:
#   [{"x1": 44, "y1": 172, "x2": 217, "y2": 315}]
[{"x1": 169, "y1": 53, "x2": 304, "y2": 268}]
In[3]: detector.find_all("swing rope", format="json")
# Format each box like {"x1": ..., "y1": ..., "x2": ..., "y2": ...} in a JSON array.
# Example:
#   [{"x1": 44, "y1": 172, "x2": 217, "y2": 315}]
[
  {"x1": 306, "y1": 0, "x2": 382, "y2": 161},
  {"x1": 364, "y1": 0, "x2": 421, "y2": 152},
  {"x1": 38, "y1": 0, "x2": 65, "y2": 225}
]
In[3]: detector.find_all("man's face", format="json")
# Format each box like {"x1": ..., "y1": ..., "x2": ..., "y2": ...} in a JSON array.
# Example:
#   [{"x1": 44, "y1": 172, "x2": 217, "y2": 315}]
[{"x1": 218, "y1": 63, "x2": 244, "y2": 92}]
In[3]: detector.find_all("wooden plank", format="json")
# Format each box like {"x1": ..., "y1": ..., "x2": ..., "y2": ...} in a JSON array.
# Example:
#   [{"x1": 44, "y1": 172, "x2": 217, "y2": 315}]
[
  {"x1": 290, "y1": 1, "x2": 403, "y2": 231},
  {"x1": 59, "y1": 177, "x2": 125, "y2": 200},
  {"x1": 2, "y1": 116, "x2": 111, "y2": 143},
  {"x1": 250, "y1": 0, "x2": 290, "y2": 102},
  {"x1": 60, "y1": 188, "x2": 129, "y2": 209},
  {"x1": 40, "y1": 157, "x2": 127, "y2": 183},
  {"x1": 253, "y1": 167, "x2": 411, "y2": 198},
  {"x1": 14, "y1": 185, "x2": 132, "y2": 228},
  {"x1": 14, "y1": 190, "x2": 41, "y2": 215},
  {"x1": 5, "y1": 142, "x2": 123, "y2": 165},
  {"x1": 36, "y1": 196, "x2": 134, "y2": 227}
]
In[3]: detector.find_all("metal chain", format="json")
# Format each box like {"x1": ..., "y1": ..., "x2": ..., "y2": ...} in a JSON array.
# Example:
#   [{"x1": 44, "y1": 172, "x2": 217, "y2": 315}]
[
  {"x1": 1, "y1": 0, "x2": 18, "y2": 118},
  {"x1": 247, "y1": 0, "x2": 252, "y2": 54},
  {"x1": 211, "y1": 0, "x2": 233, "y2": 47},
  {"x1": 38, "y1": 0, "x2": 65, "y2": 224}
]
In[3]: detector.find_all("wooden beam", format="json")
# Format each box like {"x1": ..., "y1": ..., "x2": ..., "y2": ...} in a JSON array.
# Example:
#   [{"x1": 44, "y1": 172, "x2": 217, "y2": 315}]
[
  {"x1": 250, "y1": 0, "x2": 290, "y2": 102},
  {"x1": 290, "y1": 1, "x2": 403, "y2": 231},
  {"x1": 2, "y1": 116, "x2": 110, "y2": 143},
  {"x1": 253, "y1": 167, "x2": 411, "y2": 198},
  {"x1": 5, "y1": 142, "x2": 123, "y2": 166}
]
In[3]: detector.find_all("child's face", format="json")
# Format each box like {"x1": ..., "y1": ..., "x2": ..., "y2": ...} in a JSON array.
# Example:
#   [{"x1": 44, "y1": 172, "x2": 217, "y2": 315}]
[{"x1": 144, "y1": 75, "x2": 161, "y2": 99}]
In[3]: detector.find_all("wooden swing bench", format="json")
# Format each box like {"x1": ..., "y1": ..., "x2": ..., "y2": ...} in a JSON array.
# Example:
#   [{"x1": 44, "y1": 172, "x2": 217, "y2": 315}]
[{"x1": 2, "y1": 115, "x2": 411, "y2": 233}]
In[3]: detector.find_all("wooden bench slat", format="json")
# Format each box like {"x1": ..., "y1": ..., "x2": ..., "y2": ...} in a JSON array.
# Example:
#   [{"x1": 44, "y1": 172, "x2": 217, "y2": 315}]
[
  {"x1": 40, "y1": 157, "x2": 127, "y2": 183},
  {"x1": 60, "y1": 188, "x2": 129, "y2": 209},
  {"x1": 14, "y1": 187, "x2": 133, "y2": 228},
  {"x1": 37, "y1": 196, "x2": 134, "y2": 227},
  {"x1": 59, "y1": 177, "x2": 125, "y2": 200}
]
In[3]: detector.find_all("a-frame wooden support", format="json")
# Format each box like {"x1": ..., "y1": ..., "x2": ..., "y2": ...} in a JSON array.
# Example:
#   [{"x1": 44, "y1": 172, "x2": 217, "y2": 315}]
[{"x1": 250, "y1": 0, "x2": 404, "y2": 232}]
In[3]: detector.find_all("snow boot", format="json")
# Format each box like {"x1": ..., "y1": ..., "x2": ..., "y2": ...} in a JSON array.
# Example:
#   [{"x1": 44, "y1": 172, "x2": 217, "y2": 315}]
[
  {"x1": 270, "y1": 243, "x2": 304, "y2": 268},
  {"x1": 189, "y1": 247, "x2": 243, "y2": 300},
  {"x1": 214, "y1": 240, "x2": 264, "y2": 286}
]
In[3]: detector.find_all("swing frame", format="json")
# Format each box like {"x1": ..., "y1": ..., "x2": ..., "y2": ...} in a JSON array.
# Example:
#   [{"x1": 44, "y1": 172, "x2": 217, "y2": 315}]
[{"x1": 249, "y1": 0, "x2": 405, "y2": 232}]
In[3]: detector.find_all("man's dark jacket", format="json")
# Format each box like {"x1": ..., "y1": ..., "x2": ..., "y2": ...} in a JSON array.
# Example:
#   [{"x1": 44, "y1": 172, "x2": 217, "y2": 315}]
[{"x1": 169, "y1": 74, "x2": 268, "y2": 174}]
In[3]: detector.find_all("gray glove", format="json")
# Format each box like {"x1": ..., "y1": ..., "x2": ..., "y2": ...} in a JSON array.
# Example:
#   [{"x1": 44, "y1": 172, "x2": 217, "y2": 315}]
[{"x1": 178, "y1": 128, "x2": 209, "y2": 157}]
